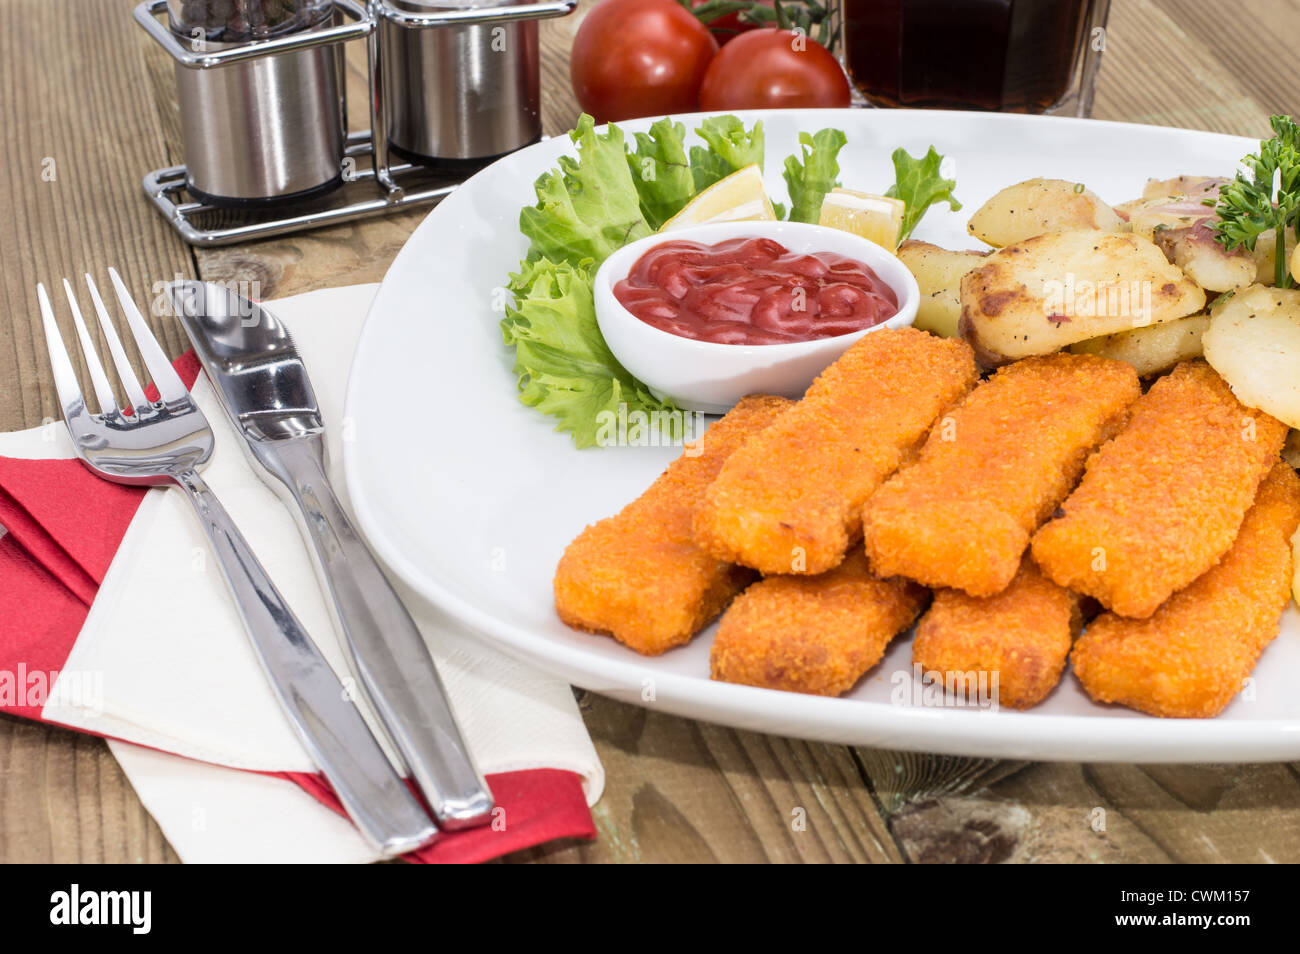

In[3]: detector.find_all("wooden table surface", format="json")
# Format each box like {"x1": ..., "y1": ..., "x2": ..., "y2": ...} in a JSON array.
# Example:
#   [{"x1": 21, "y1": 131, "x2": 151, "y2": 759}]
[{"x1": 3, "y1": 0, "x2": 1299, "y2": 864}]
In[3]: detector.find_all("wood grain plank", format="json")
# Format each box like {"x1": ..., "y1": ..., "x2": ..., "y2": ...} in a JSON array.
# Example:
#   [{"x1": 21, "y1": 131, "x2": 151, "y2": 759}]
[
  {"x1": 0, "y1": 716, "x2": 178, "y2": 863},
  {"x1": 850, "y1": 752, "x2": 1300, "y2": 864},
  {"x1": 540, "y1": 2, "x2": 585, "y2": 134},
  {"x1": 1091, "y1": 0, "x2": 1273, "y2": 134},
  {"x1": 498, "y1": 693, "x2": 904, "y2": 863},
  {"x1": 0, "y1": 0, "x2": 196, "y2": 437},
  {"x1": 1148, "y1": 0, "x2": 1300, "y2": 128}
]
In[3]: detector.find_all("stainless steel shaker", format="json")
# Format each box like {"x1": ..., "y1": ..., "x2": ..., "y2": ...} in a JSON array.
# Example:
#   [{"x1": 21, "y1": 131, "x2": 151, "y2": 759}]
[
  {"x1": 134, "y1": 0, "x2": 574, "y2": 244},
  {"x1": 167, "y1": 0, "x2": 346, "y2": 205},
  {"x1": 375, "y1": 0, "x2": 555, "y2": 166}
]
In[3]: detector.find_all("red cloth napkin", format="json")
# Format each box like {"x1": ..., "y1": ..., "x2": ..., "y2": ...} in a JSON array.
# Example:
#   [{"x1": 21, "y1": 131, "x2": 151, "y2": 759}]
[{"x1": 0, "y1": 352, "x2": 594, "y2": 862}]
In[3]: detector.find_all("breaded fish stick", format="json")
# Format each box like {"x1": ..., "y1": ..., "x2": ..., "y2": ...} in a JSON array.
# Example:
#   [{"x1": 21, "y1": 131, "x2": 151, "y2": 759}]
[
  {"x1": 554, "y1": 395, "x2": 791, "y2": 655},
  {"x1": 863, "y1": 353, "x2": 1140, "y2": 597},
  {"x1": 694, "y1": 328, "x2": 978, "y2": 576},
  {"x1": 1030, "y1": 361, "x2": 1287, "y2": 618},
  {"x1": 1072, "y1": 463, "x2": 1300, "y2": 717},
  {"x1": 710, "y1": 551, "x2": 927, "y2": 696},
  {"x1": 912, "y1": 561, "x2": 1080, "y2": 710}
]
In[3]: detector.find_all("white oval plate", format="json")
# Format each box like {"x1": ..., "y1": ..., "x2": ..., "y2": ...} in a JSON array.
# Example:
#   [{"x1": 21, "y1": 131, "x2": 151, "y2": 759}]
[{"x1": 344, "y1": 108, "x2": 1300, "y2": 762}]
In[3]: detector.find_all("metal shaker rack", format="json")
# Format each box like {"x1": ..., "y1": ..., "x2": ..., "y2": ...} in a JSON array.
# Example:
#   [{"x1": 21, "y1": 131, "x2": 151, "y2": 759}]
[{"x1": 135, "y1": 0, "x2": 575, "y2": 247}]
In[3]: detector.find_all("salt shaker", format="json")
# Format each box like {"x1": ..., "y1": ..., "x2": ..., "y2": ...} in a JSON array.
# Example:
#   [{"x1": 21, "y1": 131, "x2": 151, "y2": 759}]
[{"x1": 167, "y1": 0, "x2": 346, "y2": 205}]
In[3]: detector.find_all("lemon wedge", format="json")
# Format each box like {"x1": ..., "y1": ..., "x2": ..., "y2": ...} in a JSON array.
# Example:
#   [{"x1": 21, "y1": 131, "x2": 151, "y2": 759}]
[
  {"x1": 660, "y1": 164, "x2": 776, "y2": 231},
  {"x1": 819, "y1": 189, "x2": 905, "y2": 252}
]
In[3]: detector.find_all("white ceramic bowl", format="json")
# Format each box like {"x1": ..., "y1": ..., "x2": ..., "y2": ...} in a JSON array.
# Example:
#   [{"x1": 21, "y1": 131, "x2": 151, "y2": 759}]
[{"x1": 593, "y1": 220, "x2": 919, "y2": 413}]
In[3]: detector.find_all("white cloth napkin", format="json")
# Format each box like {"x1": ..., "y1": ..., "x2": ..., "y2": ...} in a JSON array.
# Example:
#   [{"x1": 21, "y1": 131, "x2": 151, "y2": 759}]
[{"x1": 1, "y1": 283, "x2": 603, "y2": 863}]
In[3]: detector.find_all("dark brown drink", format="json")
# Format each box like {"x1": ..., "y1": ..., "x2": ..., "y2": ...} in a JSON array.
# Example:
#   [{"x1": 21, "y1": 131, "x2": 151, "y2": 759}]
[{"x1": 844, "y1": 0, "x2": 1095, "y2": 113}]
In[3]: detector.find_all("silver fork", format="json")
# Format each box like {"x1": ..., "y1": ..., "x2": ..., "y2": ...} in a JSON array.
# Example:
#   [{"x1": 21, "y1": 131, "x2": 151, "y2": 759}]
[{"x1": 38, "y1": 269, "x2": 439, "y2": 857}]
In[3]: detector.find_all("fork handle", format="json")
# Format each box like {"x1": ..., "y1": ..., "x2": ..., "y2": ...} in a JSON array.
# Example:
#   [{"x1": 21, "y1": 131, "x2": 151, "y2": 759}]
[
  {"x1": 173, "y1": 469, "x2": 439, "y2": 857},
  {"x1": 262, "y1": 441, "x2": 495, "y2": 830}
]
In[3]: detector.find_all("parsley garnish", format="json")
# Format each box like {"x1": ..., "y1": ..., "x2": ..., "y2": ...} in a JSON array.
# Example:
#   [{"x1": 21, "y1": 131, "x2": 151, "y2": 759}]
[{"x1": 1213, "y1": 114, "x2": 1300, "y2": 288}]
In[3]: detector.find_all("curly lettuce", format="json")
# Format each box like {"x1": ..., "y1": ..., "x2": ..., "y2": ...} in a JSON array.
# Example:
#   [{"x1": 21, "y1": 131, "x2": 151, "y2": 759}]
[
  {"x1": 502, "y1": 258, "x2": 671, "y2": 448},
  {"x1": 885, "y1": 145, "x2": 962, "y2": 242},
  {"x1": 690, "y1": 114, "x2": 767, "y2": 192},
  {"x1": 782, "y1": 128, "x2": 848, "y2": 223},
  {"x1": 520, "y1": 115, "x2": 651, "y2": 268}
]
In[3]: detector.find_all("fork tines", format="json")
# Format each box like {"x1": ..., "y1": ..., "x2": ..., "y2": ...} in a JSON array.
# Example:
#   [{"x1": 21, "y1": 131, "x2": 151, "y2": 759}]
[{"x1": 38, "y1": 268, "x2": 189, "y2": 420}]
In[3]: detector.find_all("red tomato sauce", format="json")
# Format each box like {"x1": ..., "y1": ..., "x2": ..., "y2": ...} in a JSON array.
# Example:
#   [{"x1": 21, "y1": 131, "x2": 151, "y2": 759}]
[{"x1": 612, "y1": 237, "x2": 899, "y2": 345}]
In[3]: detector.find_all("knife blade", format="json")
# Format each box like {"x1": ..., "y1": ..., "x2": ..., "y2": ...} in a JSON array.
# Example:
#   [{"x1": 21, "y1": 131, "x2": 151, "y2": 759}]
[{"x1": 168, "y1": 281, "x2": 494, "y2": 830}]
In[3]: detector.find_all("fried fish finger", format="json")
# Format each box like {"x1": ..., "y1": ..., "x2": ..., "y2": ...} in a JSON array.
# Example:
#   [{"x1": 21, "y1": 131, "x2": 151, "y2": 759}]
[
  {"x1": 1071, "y1": 462, "x2": 1300, "y2": 718},
  {"x1": 863, "y1": 353, "x2": 1140, "y2": 597},
  {"x1": 694, "y1": 328, "x2": 978, "y2": 576},
  {"x1": 710, "y1": 550, "x2": 927, "y2": 696},
  {"x1": 1030, "y1": 360, "x2": 1287, "y2": 618},
  {"x1": 912, "y1": 561, "x2": 1081, "y2": 710},
  {"x1": 554, "y1": 394, "x2": 793, "y2": 655}
]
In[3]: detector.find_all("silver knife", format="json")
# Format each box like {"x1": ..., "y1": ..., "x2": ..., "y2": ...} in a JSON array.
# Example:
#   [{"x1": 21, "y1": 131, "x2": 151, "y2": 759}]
[{"x1": 169, "y1": 281, "x2": 494, "y2": 830}]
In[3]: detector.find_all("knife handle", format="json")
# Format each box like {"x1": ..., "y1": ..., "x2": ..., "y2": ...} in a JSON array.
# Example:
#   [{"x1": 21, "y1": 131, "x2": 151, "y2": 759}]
[
  {"x1": 264, "y1": 442, "x2": 495, "y2": 830},
  {"x1": 174, "y1": 469, "x2": 439, "y2": 856}
]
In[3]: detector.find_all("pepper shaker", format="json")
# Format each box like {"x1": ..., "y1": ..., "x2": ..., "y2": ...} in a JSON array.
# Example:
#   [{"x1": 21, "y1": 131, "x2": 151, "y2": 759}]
[{"x1": 167, "y1": 0, "x2": 346, "y2": 205}]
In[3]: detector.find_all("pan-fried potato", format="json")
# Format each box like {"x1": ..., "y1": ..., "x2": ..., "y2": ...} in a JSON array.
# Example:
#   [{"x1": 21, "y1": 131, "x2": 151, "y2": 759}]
[
  {"x1": 967, "y1": 178, "x2": 1123, "y2": 248},
  {"x1": 1292, "y1": 240, "x2": 1300, "y2": 286},
  {"x1": 897, "y1": 240, "x2": 987, "y2": 338},
  {"x1": 1141, "y1": 175, "x2": 1225, "y2": 201},
  {"x1": 1202, "y1": 283, "x2": 1300, "y2": 429},
  {"x1": 959, "y1": 229, "x2": 1207, "y2": 364},
  {"x1": 1123, "y1": 190, "x2": 1253, "y2": 291},
  {"x1": 1113, "y1": 197, "x2": 1145, "y2": 222},
  {"x1": 1126, "y1": 198, "x2": 1213, "y2": 240},
  {"x1": 1069, "y1": 313, "x2": 1210, "y2": 376},
  {"x1": 1152, "y1": 227, "x2": 1255, "y2": 292}
]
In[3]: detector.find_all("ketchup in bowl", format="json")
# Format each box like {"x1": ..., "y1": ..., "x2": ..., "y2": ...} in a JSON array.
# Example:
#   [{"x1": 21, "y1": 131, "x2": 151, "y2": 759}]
[{"x1": 611, "y1": 236, "x2": 900, "y2": 345}]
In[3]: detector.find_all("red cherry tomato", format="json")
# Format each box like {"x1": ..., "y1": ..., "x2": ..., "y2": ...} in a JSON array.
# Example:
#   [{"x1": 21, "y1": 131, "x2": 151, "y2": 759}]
[
  {"x1": 698, "y1": 28, "x2": 851, "y2": 111},
  {"x1": 570, "y1": 0, "x2": 719, "y2": 123}
]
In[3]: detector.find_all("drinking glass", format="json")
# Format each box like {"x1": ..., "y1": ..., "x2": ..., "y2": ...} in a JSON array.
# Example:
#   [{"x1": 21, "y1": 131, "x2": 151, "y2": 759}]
[{"x1": 841, "y1": 0, "x2": 1112, "y2": 116}]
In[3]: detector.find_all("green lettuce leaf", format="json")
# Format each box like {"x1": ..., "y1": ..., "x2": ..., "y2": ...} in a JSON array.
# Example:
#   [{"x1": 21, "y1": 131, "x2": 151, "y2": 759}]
[
  {"x1": 627, "y1": 118, "x2": 696, "y2": 230},
  {"x1": 885, "y1": 145, "x2": 962, "y2": 242},
  {"x1": 501, "y1": 258, "x2": 675, "y2": 449},
  {"x1": 519, "y1": 115, "x2": 650, "y2": 268},
  {"x1": 782, "y1": 128, "x2": 848, "y2": 223},
  {"x1": 690, "y1": 116, "x2": 766, "y2": 192}
]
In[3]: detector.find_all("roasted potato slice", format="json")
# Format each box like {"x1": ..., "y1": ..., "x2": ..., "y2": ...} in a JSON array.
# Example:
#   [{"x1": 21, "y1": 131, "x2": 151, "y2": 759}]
[
  {"x1": 1113, "y1": 197, "x2": 1146, "y2": 222},
  {"x1": 1069, "y1": 313, "x2": 1210, "y2": 376},
  {"x1": 959, "y1": 229, "x2": 1206, "y2": 365},
  {"x1": 897, "y1": 240, "x2": 987, "y2": 338},
  {"x1": 1153, "y1": 226, "x2": 1255, "y2": 292},
  {"x1": 967, "y1": 178, "x2": 1123, "y2": 248},
  {"x1": 1140, "y1": 175, "x2": 1226, "y2": 201},
  {"x1": 1124, "y1": 188, "x2": 1254, "y2": 291},
  {"x1": 1202, "y1": 283, "x2": 1300, "y2": 429},
  {"x1": 1126, "y1": 197, "x2": 1214, "y2": 240},
  {"x1": 1121, "y1": 194, "x2": 1252, "y2": 292}
]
